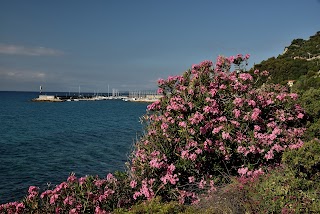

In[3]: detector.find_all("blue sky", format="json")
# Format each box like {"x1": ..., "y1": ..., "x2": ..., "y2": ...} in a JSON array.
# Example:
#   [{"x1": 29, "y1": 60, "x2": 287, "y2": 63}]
[{"x1": 0, "y1": 0, "x2": 319, "y2": 92}]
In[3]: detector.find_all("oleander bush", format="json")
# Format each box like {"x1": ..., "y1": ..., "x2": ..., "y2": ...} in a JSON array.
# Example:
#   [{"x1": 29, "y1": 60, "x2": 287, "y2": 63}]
[
  {"x1": 127, "y1": 54, "x2": 306, "y2": 204},
  {"x1": 0, "y1": 172, "x2": 134, "y2": 214},
  {"x1": 0, "y1": 54, "x2": 308, "y2": 213}
]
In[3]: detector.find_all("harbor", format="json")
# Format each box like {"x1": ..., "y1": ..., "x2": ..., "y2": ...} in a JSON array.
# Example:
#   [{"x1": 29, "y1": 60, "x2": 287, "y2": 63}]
[{"x1": 32, "y1": 91, "x2": 162, "y2": 103}]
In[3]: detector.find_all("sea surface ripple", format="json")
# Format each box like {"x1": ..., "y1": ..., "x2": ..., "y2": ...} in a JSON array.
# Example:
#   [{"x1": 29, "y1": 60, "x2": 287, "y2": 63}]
[{"x1": 0, "y1": 91, "x2": 148, "y2": 204}]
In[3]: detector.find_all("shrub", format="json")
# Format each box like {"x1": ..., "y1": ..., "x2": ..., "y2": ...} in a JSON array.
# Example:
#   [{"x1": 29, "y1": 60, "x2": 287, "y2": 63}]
[
  {"x1": 128, "y1": 54, "x2": 306, "y2": 204},
  {"x1": 282, "y1": 138, "x2": 320, "y2": 180},
  {"x1": 114, "y1": 197, "x2": 187, "y2": 214},
  {"x1": 244, "y1": 139, "x2": 320, "y2": 213},
  {"x1": 0, "y1": 172, "x2": 134, "y2": 214}
]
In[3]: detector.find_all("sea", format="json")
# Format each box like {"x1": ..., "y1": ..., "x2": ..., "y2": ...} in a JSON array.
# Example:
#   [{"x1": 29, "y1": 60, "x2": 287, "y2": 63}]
[{"x1": 0, "y1": 91, "x2": 149, "y2": 204}]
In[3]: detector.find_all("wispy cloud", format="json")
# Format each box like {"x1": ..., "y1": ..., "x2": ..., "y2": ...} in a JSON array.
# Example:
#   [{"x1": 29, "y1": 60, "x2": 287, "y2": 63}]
[
  {"x1": 0, "y1": 67, "x2": 47, "y2": 81},
  {"x1": 0, "y1": 44, "x2": 64, "y2": 56}
]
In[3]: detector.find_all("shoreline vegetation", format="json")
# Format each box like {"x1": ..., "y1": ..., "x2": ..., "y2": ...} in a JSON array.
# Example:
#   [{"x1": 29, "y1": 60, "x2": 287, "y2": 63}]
[{"x1": 1, "y1": 32, "x2": 319, "y2": 213}]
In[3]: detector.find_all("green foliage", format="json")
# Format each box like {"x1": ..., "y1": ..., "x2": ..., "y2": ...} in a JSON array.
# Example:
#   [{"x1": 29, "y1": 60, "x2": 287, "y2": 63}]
[
  {"x1": 246, "y1": 168, "x2": 320, "y2": 213},
  {"x1": 186, "y1": 183, "x2": 249, "y2": 214},
  {"x1": 250, "y1": 31, "x2": 320, "y2": 86},
  {"x1": 298, "y1": 87, "x2": 320, "y2": 118},
  {"x1": 243, "y1": 139, "x2": 320, "y2": 213},
  {"x1": 292, "y1": 71, "x2": 320, "y2": 92},
  {"x1": 282, "y1": 139, "x2": 320, "y2": 180},
  {"x1": 296, "y1": 87, "x2": 320, "y2": 140},
  {"x1": 283, "y1": 32, "x2": 320, "y2": 58},
  {"x1": 114, "y1": 197, "x2": 187, "y2": 214}
]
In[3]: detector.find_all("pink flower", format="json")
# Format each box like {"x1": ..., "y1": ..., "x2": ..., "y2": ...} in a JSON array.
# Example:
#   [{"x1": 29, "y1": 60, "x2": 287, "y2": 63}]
[
  {"x1": 151, "y1": 150, "x2": 160, "y2": 157},
  {"x1": 189, "y1": 153, "x2": 197, "y2": 161},
  {"x1": 40, "y1": 190, "x2": 52, "y2": 199},
  {"x1": 79, "y1": 177, "x2": 86, "y2": 185},
  {"x1": 297, "y1": 113, "x2": 304, "y2": 119},
  {"x1": 272, "y1": 144, "x2": 283, "y2": 152},
  {"x1": 276, "y1": 93, "x2": 286, "y2": 101},
  {"x1": 237, "y1": 146, "x2": 247, "y2": 154},
  {"x1": 219, "y1": 84, "x2": 227, "y2": 90},
  {"x1": 222, "y1": 131, "x2": 231, "y2": 140},
  {"x1": 231, "y1": 120, "x2": 240, "y2": 127},
  {"x1": 94, "y1": 179, "x2": 106, "y2": 188},
  {"x1": 200, "y1": 60, "x2": 213, "y2": 68},
  {"x1": 188, "y1": 176, "x2": 195, "y2": 183},
  {"x1": 157, "y1": 78, "x2": 165, "y2": 85},
  {"x1": 239, "y1": 73, "x2": 253, "y2": 81},
  {"x1": 95, "y1": 206, "x2": 107, "y2": 214},
  {"x1": 167, "y1": 164, "x2": 176, "y2": 173},
  {"x1": 189, "y1": 128, "x2": 195, "y2": 135},
  {"x1": 160, "y1": 173, "x2": 179, "y2": 185},
  {"x1": 189, "y1": 112, "x2": 204, "y2": 125},
  {"x1": 149, "y1": 158, "x2": 163, "y2": 168},
  {"x1": 265, "y1": 150, "x2": 274, "y2": 160},
  {"x1": 50, "y1": 194, "x2": 59, "y2": 205},
  {"x1": 15, "y1": 202, "x2": 25, "y2": 211},
  {"x1": 288, "y1": 139, "x2": 304, "y2": 149},
  {"x1": 139, "y1": 180, "x2": 154, "y2": 200},
  {"x1": 178, "y1": 121, "x2": 187, "y2": 128},
  {"x1": 133, "y1": 191, "x2": 142, "y2": 200},
  {"x1": 290, "y1": 93, "x2": 298, "y2": 100},
  {"x1": 238, "y1": 167, "x2": 248, "y2": 176},
  {"x1": 209, "y1": 89, "x2": 218, "y2": 97},
  {"x1": 199, "y1": 179, "x2": 206, "y2": 189},
  {"x1": 161, "y1": 122, "x2": 169, "y2": 131},
  {"x1": 181, "y1": 150, "x2": 189, "y2": 159},
  {"x1": 106, "y1": 173, "x2": 115, "y2": 182},
  {"x1": 63, "y1": 196, "x2": 74, "y2": 206},
  {"x1": 56, "y1": 207, "x2": 62, "y2": 214},
  {"x1": 261, "y1": 70, "x2": 269, "y2": 76},
  {"x1": 195, "y1": 148, "x2": 202, "y2": 154},
  {"x1": 233, "y1": 97, "x2": 243, "y2": 107},
  {"x1": 253, "y1": 168, "x2": 264, "y2": 177},
  {"x1": 212, "y1": 125, "x2": 223, "y2": 134},
  {"x1": 69, "y1": 208, "x2": 78, "y2": 214},
  {"x1": 28, "y1": 186, "x2": 38, "y2": 194},
  {"x1": 247, "y1": 99, "x2": 256, "y2": 107},
  {"x1": 67, "y1": 174, "x2": 77, "y2": 183},
  {"x1": 254, "y1": 125, "x2": 261, "y2": 131},
  {"x1": 251, "y1": 108, "x2": 261, "y2": 121},
  {"x1": 209, "y1": 180, "x2": 216, "y2": 192}
]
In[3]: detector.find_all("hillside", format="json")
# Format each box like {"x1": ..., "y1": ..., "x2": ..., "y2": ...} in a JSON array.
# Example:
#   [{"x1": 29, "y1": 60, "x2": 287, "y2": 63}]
[{"x1": 251, "y1": 31, "x2": 320, "y2": 86}]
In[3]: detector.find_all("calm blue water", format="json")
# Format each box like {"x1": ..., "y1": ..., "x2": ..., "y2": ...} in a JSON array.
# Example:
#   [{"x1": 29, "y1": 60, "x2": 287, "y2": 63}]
[{"x1": 0, "y1": 91, "x2": 148, "y2": 204}]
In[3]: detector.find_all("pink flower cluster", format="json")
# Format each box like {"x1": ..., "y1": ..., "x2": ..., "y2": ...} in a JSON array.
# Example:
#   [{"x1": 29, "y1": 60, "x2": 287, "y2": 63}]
[
  {"x1": 0, "y1": 201, "x2": 25, "y2": 214},
  {"x1": 130, "y1": 54, "x2": 306, "y2": 204},
  {"x1": 0, "y1": 172, "x2": 130, "y2": 213}
]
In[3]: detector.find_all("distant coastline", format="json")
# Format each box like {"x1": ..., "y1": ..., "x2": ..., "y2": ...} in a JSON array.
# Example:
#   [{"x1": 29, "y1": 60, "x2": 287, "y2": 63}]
[{"x1": 31, "y1": 94, "x2": 162, "y2": 103}]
